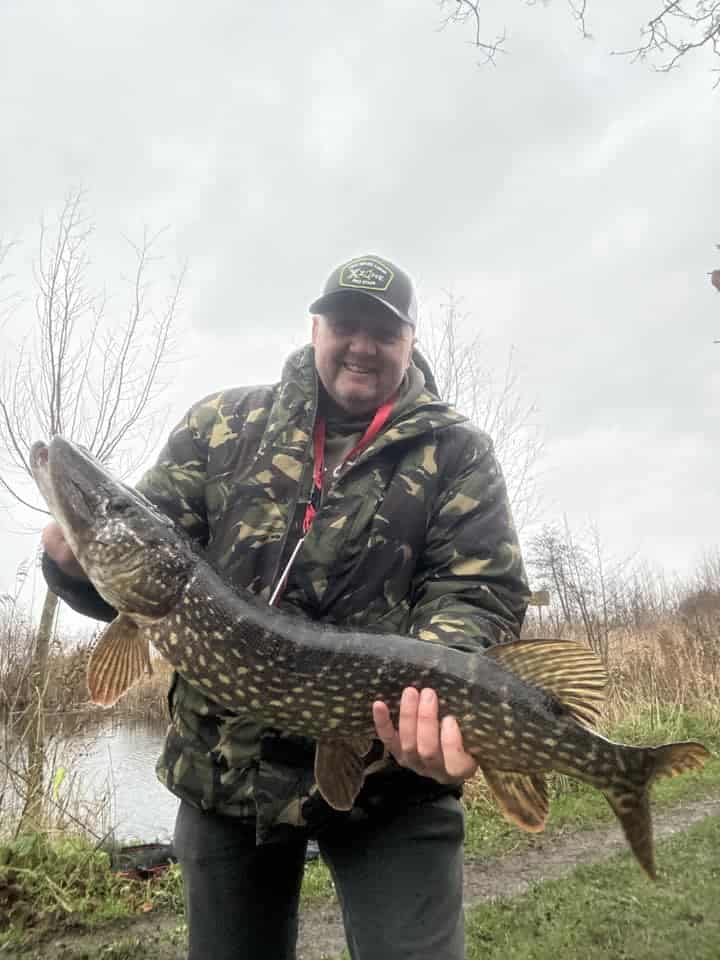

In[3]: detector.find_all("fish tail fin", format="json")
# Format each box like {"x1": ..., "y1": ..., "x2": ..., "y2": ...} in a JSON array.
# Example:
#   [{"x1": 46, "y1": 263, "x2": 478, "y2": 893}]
[
  {"x1": 647, "y1": 741, "x2": 711, "y2": 781},
  {"x1": 603, "y1": 740, "x2": 711, "y2": 881},
  {"x1": 603, "y1": 785, "x2": 655, "y2": 880}
]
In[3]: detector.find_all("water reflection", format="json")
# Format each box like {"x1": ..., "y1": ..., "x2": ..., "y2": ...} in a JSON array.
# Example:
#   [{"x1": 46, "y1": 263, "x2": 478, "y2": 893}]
[
  {"x1": 75, "y1": 717, "x2": 179, "y2": 841},
  {"x1": 1, "y1": 715, "x2": 178, "y2": 842}
]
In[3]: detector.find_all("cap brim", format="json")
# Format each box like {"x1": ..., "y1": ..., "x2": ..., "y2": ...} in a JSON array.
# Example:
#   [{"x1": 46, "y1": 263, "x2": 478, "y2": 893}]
[{"x1": 309, "y1": 290, "x2": 414, "y2": 327}]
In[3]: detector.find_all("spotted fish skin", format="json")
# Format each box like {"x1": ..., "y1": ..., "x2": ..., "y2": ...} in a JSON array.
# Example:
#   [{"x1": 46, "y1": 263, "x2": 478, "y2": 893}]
[
  {"x1": 31, "y1": 436, "x2": 712, "y2": 879},
  {"x1": 146, "y1": 562, "x2": 585, "y2": 756},
  {"x1": 138, "y1": 562, "x2": 684, "y2": 799}
]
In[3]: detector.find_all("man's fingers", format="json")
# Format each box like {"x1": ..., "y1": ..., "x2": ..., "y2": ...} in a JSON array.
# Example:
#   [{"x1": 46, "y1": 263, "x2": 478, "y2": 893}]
[
  {"x1": 374, "y1": 691, "x2": 477, "y2": 784},
  {"x1": 440, "y1": 716, "x2": 477, "y2": 780},
  {"x1": 41, "y1": 522, "x2": 65, "y2": 557},
  {"x1": 397, "y1": 686, "x2": 420, "y2": 757},
  {"x1": 373, "y1": 700, "x2": 402, "y2": 760},
  {"x1": 41, "y1": 522, "x2": 85, "y2": 578},
  {"x1": 416, "y1": 688, "x2": 441, "y2": 762},
  {"x1": 372, "y1": 701, "x2": 400, "y2": 754}
]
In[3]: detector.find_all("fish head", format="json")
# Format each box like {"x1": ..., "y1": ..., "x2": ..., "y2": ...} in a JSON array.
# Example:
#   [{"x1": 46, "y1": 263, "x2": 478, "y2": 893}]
[{"x1": 31, "y1": 436, "x2": 195, "y2": 619}]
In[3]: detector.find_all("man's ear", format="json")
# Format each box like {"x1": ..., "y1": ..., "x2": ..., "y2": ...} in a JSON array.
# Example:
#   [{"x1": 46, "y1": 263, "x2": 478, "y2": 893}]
[
  {"x1": 311, "y1": 314, "x2": 320, "y2": 346},
  {"x1": 408, "y1": 333, "x2": 417, "y2": 364}
]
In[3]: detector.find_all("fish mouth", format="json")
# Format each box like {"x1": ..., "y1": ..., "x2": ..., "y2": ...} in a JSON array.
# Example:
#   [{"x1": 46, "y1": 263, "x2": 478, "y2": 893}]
[
  {"x1": 30, "y1": 440, "x2": 49, "y2": 472},
  {"x1": 30, "y1": 441, "x2": 54, "y2": 509},
  {"x1": 43, "y1": 437, "x2": 107, "y2": 496},
  {"x1": 31, "y1": 437, "x2": 108, "y2": 548},
  {"x1": 31, "y1": 435, "x2": 195, "y2": 618}
]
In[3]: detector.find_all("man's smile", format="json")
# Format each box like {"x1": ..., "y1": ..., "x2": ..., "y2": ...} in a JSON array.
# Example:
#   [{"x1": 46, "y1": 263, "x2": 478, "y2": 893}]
[{"x1": 343, "y1": 362, "x2": 376, "y2": 375}]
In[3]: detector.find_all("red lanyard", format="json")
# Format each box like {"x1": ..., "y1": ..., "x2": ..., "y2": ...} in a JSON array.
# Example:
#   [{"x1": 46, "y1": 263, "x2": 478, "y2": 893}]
[
  {"x1": 302, "y1": 397, "x2": 395, "y2": 534},
  {"x1": 269, "y1": 396, "x2": 396, "y2": 606}
]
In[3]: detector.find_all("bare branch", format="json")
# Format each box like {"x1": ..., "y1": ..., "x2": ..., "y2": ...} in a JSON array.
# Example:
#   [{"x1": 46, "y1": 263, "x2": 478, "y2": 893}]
[
  {"x1": 96, "y1": 261, "x2": 183, "y2": 467},
  {"x1": 439, "y1": 0, "x2": 720, "y2": 79},
  {"x1": 0, "y1": 191, "x2": 183, "y2": 522},
  {"x1": 438, "y1": 1, "x2": 507, "y2": 64},
  {"x1": 568, "y1": 0, "x2": 590, "y2": 39},
  {"x1": 0, "y1": 238, "x2": 22, "y2": 329},
  {"x1": 0, "y1": 473, "x2": 48, "y2": 515},
  {"x1": 0, "y1": 387, "x2": 33, "y2": 478},
  {"x1": 611, "y1": 1, "x2": 720, "y2": 80},
  {"x1": 419, "y1": 295, "x2": 543, "y2": 529}
]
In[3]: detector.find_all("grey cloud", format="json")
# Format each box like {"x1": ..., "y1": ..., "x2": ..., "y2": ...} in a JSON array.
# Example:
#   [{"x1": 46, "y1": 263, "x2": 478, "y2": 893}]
[{"x1": 0, "y1": 0, "x2": 718, "y2": 588}]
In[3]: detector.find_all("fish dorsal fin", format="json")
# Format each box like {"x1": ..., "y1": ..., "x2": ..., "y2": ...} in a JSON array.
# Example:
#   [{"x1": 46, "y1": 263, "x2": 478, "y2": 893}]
[
  {"x1": 486, "y1": 638, "x2": 608, "y2": 728},
  {"x1": 479, "y1": 766, "x2": 549, "y2": 833},
  {"x1": 314, "y1": 736, "x2": 374, "y2": 811},
  {"x1": 87, "y1": 616, "x2": 153, "y2": 707}
]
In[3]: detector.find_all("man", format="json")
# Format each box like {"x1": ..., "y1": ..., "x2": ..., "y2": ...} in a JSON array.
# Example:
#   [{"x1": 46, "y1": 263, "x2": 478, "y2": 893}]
[{"x1": 42, "y1": 254, "x2": 529, "y2": 960}]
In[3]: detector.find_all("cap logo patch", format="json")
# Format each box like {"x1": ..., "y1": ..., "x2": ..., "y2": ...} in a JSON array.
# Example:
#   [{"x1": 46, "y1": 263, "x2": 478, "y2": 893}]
[{"x1": 339, "y1": 258, "x2": 394, "y2": 292}]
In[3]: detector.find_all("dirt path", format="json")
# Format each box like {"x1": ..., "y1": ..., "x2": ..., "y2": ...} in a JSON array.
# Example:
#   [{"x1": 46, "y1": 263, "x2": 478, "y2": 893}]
[
  {"x1": 299, "y1": 792, "x2": 720, "y2": 960},
  {"x1": 7, "y1": 793, "x2": 720, "y2": 960}
]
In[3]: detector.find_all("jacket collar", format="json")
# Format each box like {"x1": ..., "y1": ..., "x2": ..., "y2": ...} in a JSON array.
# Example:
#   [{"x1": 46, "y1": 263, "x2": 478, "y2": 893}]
[{"x1": 268, "y1": 345, "x2": 467, "y2": 465}]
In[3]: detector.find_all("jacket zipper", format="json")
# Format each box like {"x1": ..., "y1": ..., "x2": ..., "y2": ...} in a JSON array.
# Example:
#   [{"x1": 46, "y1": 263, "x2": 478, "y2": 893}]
[{"x1": 266, "y1": 379, "x2": 319, "y2": 604}]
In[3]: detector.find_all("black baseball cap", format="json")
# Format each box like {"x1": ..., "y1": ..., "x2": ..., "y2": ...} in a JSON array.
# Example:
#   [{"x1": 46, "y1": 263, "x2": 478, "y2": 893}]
[{"x1": 309, "y1": 255, "x2": 418, "y2": 328}]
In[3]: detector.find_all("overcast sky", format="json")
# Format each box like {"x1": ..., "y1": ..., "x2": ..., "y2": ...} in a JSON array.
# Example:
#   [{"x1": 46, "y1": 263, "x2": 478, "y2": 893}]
[{"x1": 1, "y1": 0, "x2": 718, "y2": 622}]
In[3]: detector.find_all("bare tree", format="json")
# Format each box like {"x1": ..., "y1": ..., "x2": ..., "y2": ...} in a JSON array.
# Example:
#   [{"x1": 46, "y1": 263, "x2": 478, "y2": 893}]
[
  {"x1": 527, "y1": 519, "x2": 631, "y2": 661},
  {"x1": 419, "y1": 294, "x2": 543, "y2": 530},
  {"x1": 0, "y1": 238, "x2": 20, "y2": 331},
  {"x1": 439, "y1": 1, "x2": 720, "y2": 79},
  {"x1": 0, "y1": 190, "x2": 183, "y2": 827},
  {"x1": 678, "y1": 548, "x2": 720, "y2": 649}
]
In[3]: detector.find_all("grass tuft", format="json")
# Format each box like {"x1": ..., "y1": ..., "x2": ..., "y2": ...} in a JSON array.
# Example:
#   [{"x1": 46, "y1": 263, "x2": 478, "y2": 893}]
[
  {"x1": 0, "y1": 833, "x2": 184, "y2": 949},
  {"x1": 465, "y1": 814, "x2": 720, "y2": 959}
]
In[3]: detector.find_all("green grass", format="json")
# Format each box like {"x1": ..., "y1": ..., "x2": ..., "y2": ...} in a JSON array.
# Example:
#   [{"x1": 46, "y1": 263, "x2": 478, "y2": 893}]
[
  {"x1": 465, "y1": 814, "x2": 720, "y2": 959},
  {"x1": 0, "y1": 833, "x2": 127, "y2": 943},
  {"x1": 0, "y1": 834, "x2": 184, "y2": 949},
  {"x1": 301, "y1": 858, "x2": 336, "y2": 906},
  {"x1": 302, "y1": 709, "x2": 720, "y2": 914}
]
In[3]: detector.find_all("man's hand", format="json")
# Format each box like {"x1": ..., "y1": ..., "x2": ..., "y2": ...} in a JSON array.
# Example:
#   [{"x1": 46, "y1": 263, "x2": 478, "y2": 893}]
[
  {"x1": 41, "y1": 522, "x2": 86, "y2": 580},
  {"x1": 372, "y1": 687, "x2": 478, "y2": 785}
]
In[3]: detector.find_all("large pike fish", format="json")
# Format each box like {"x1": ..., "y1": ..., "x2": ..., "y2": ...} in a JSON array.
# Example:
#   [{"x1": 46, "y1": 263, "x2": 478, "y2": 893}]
[{"x1": 31, "y1": 437, "x2": 710, "y2": 878}]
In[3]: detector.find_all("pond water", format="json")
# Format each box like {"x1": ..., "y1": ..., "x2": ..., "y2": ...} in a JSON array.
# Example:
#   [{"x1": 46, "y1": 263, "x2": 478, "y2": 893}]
[
  {"x1": 71, "y1": 717, "x2": 179, "y2": 842},
  {"x1": 2, "y1": 716, "x2": 178, "y2": 842}
]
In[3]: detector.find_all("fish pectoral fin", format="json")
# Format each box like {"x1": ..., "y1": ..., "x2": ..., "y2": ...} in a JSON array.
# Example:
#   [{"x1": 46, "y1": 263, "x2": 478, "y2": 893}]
[
  {"x1": 86, "y1": 616, "x2": 152, "y2": 707},
  {"x1": 314, "y1": 736, "x2": 374, "y2": 812},
  {"x1": 480, "y1": 766, "x2": 549, "y2": 833},
  {"x1": 486, "y1": 638, "x2": 608, "y2": 729}
]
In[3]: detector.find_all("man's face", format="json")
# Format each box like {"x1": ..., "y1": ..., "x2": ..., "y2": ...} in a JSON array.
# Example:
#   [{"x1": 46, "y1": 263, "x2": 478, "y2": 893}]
[{"x1": 312, "y1": 298, "x2": 414, "y2": 416}]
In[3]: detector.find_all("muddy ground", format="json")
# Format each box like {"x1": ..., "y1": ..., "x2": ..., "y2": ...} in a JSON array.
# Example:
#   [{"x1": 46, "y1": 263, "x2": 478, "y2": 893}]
[{"x1": 5, "y1": 792, "x2": 720, "y2": 960}]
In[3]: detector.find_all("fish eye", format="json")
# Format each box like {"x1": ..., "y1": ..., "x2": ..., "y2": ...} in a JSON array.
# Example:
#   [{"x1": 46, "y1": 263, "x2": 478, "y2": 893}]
[{"x1": 108, "y1": 497, "x2": 131, "y2": 514}]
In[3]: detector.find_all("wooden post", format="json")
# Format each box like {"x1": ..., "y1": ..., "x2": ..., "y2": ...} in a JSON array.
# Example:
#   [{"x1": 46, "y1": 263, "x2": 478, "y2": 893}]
[{"x1": 528, "y1": 589, "x2": 550, "y2": 629}]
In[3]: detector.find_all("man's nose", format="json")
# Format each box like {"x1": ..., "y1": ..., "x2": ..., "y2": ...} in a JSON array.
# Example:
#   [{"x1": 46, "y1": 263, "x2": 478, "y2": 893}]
[{"x1": 347, "y1": 329, "x2": 378, "y2": 355}]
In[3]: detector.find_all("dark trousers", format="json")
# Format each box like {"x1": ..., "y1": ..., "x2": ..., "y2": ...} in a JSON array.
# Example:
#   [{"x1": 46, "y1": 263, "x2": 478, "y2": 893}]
[{"x1": 174, "y1": 795, "x2": 465, "y2": 960}]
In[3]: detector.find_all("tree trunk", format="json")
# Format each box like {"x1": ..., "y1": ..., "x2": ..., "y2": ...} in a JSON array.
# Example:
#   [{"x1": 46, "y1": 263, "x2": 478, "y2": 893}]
[{"x1": 19, "y1": 587, "x2": 58, "y2": 831}]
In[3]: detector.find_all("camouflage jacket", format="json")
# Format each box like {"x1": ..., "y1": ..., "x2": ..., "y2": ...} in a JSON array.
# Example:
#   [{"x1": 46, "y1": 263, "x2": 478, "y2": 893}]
[{"x1": 46, "y1": 345, "x2": 529, "y2": 838}]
